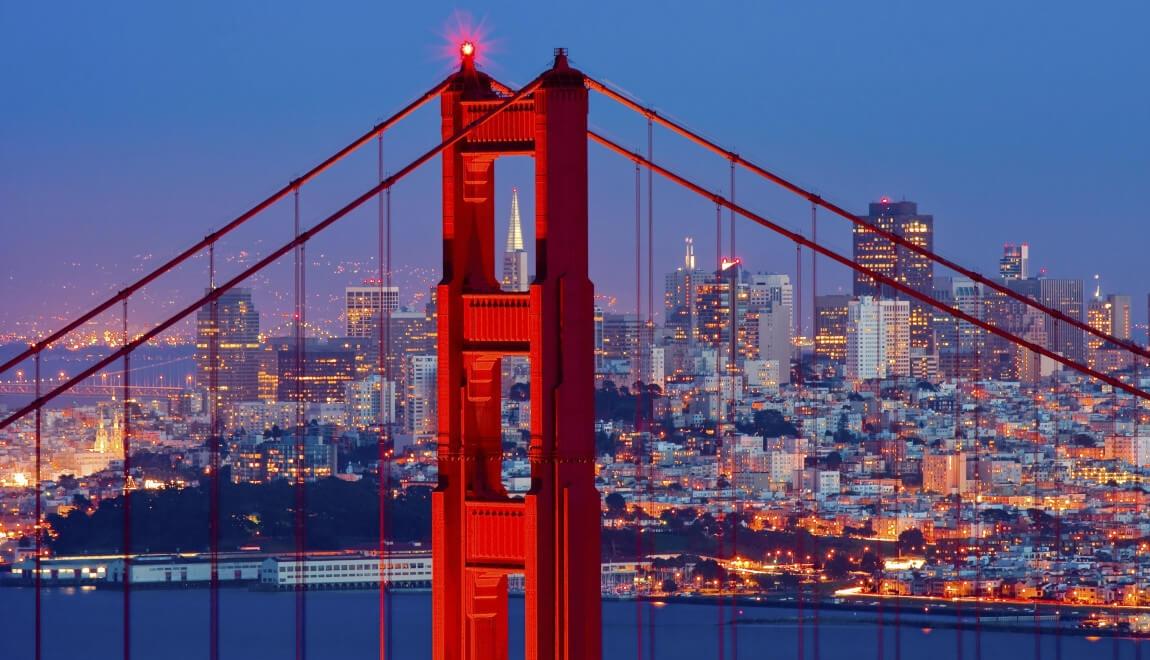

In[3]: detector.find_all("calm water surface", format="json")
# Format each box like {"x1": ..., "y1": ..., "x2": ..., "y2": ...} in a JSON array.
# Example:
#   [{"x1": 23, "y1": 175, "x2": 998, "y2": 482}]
[{"x1": 1, "y1": 587, "x2": 1144, "y2": 659}]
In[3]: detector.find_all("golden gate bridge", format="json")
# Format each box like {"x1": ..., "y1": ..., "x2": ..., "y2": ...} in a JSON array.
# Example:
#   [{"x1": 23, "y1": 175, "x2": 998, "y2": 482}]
[{"x1": 2, "y1": 42, "x2": 1147, "y2": 660}]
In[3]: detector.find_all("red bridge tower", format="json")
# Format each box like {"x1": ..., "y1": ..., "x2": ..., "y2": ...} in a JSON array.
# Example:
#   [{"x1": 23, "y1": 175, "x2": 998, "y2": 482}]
[{"x1": 432, "y1": 47, "x2": 601, "y2": 660}]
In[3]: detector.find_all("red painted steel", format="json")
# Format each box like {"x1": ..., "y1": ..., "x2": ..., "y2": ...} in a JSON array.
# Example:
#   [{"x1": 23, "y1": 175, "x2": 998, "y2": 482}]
[{"x1": 432, "y1": 49, "x2": 600, "y2": 660}]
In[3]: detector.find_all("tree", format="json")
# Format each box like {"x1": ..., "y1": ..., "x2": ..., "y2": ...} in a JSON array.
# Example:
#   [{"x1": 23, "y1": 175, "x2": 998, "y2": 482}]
[
  {"x1": 824, "y1": 452, "x2": 843, "y2": 471},
  {"x1": 825, "y1": 552, "x2": 851, "y2": 579},
  {"x1": 898, "y1": 528, "x2": 925, "y2": 553},
  {"x1": 605, "y1": 492, "x2": 627, "y2": 517},
  {"x1": 661, "y1": 578, "x2": 678, "y2": 594}
]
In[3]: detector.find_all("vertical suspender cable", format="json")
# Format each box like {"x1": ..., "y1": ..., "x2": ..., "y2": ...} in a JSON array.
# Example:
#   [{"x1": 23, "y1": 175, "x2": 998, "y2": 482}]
[
  {"x1": 384, "y1": 179, "x2": 394, "y2": 659},
  {"x1": 795, "y1": 243, "x2": 802, "y2": 386},
  {"x1": 34, "y1": 350, "x2": 42, "y2": 660},
  {"x1": 715, "y1": 199, "x2": 725, "y2": 660},
  {"x1": 728, "y1": 159, "x2": 735, "y2": 261},
  {"x1": 376, "y1": 132, "x2": 392, "y2": 660},
  {"x1": 726, "y1": 155, "x2": 738, "y2": 660},
  {"x1": 293, "y1": 186, "x2": 307, "y2": 660},
  {"x1": 209, "y1": 241, "x2": 221, "y2": 660},
  {"x1": 811, "y1": 201, "x2": 820, "y2": 660},
  {"x1": 633, "y1": 156, "x2": 644, "y2": 660},
  {"x1": 646, "y1": 116, "x2": 657, "y2": 660},
  {"x1": 975, "y1": 340, "x2": 983, "y2": 660},
  {"x1": 122, "y1": 299, "x2": 132, "y2": 660}
]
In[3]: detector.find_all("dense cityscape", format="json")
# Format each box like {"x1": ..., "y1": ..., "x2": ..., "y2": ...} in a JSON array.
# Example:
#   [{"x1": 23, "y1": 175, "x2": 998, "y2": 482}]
[{"x1": 3, "y1": 189, "x2": 1149, "y2": 634}]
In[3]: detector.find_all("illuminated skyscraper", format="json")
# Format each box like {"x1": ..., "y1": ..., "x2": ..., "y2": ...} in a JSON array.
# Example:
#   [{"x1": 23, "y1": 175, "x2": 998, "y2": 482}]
[
  {"x1": 664, "y1": 237, "x2": 708, "y2": 342},
  {"x1": 275, "y1": 339, "x2": 356, "y2": 404},
  {"x1": 1039, "y1": 277, "x2": 1085, "y2": 363},
  {"x1": 501, "y1": 187, "x2": 529, "y2": 292},
  {"x1": 852, "y1": 199, "x2": 934, "y2": 348},
  {"x1": 999, "y1": 243, "x2": 1030, "y2": 280},
  {"x1": 195, "y1": 287, "x2": 261, "y2": 409},
  {"x1": 814, "y1": 294, "x2": 851, "y2": 363},
  {"x1": 345, "y1": 284, "x2": 399, "y2": 338}
]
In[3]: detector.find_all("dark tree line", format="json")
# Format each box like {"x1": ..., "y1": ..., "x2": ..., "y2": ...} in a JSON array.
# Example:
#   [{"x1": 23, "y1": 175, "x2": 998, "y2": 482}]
[{"x1": 46, "y1": 477, "x2": 431, "y2": 555}]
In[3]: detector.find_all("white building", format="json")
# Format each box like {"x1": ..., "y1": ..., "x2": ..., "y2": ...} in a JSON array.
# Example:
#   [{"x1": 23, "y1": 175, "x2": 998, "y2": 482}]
[
  {"x1": 756, "y1": 303, "x2": 792, "y2": 384},
  {"x1": 258, "y1": 552, "x2": 432, "y2": 590},
  {"x1": 846, "y1": 296, "x2": 910, "y2": 381},
  {"x1": 408, "y1": 355, "x2": 438, "y2": 440}
]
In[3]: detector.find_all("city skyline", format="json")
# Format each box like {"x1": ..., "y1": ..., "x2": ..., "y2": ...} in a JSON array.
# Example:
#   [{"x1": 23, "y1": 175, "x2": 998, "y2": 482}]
[
  {"x1": 2, "y1": 2, "x2": 1148, "y2": 337},
  {"x1": 3, "y1": 7, "x2": 1150, "y2": 660}
]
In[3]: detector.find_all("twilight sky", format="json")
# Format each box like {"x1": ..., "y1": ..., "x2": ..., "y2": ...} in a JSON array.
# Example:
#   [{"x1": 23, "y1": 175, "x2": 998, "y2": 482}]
[{"x1": 2, "y1": 1, "x2": 1148, "y2": 340}]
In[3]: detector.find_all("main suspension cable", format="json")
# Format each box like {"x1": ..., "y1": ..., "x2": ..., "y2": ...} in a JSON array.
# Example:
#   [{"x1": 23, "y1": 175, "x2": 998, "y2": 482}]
[
  {"x1": 586, "y1": 130, "x2": 1150, "y2": 403},
  {"x1": 0, "y1": 73, "x2": 547, "y2": 432},
  {"x1": 0, "y1": 78, "x2": 452, "y2": 379},
  {"x1": 584, "y1": 76, "x2": 1150, "y2": 363}
]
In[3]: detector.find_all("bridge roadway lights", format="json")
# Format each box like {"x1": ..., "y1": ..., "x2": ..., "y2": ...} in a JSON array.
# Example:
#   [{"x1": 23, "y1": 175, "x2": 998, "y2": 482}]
[{"x1": 432, "y1": 48, "x2": 601, "y2": 660}]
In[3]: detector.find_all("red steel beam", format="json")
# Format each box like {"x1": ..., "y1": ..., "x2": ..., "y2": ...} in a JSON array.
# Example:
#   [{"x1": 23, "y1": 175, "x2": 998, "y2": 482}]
[
  {"x1": 0, "y1": 77, "x2": 452, "y2": 378},
  {"x1": 588, "y1": 129, "x2": 1150, "y2": 402},
  {"x1": 0, "y1": 74, "x2": 545, "y2": 431},
  {"x1": 585, "y1": 76, "x2": 1150, "y2": 363}
]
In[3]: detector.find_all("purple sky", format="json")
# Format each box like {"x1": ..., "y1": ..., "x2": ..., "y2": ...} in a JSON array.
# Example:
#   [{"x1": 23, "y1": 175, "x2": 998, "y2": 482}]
[{"x1": 2, "y1": 1, "x2": 1148, "y2": 341}]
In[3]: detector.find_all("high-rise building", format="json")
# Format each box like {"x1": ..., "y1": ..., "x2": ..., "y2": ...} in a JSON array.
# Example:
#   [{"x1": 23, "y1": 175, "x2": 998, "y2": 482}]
[
  {"x1": 664, "y1": 237, "x2": 708, "y2": 342},
  {"x1": 1039, "y1": 278, "x2": 1085, "y2": 363},
  {"x1": 814, "y1": 295, "x2": 851, "y2": 364},
  {"x1": 195, "y1": 287, "x2": 261, "y2": 410},
  {"x1": 276, "y1": 340, "x2": 356, "y2": 405},
  {"x1": 756, "y1": 303, "x2": 791, "y2": 384},
  {"x1": 999, "y1": 243, "x2": 1030, "y2": 280},
  {"x1": 407, "y1": 354, "x2": 438, "y2": 440},
  {"x1": 746, "y1": 273, "x2": 793, "y2": 332},
  {"x1": 1108, "y1": 294, "x2": 1132, "y2": 340},
  {"x1": 599, "y1": 312, "x2": 653, "y2": 383},
  {"x1": 846, "y1": 296, "x2": 910, "y2": 381},
  {"x1": 934, "y1": 278, "x2": 987, "y2": 380},
  {"x1": 501, "y1": 187, "x2": 529, "y2": 292},
  {"x1": 345, "y1": 284, "x2": 399, "y2": 338},
  {"x1": 695, "y1": 261, "x2": 750, "y2": 369},
  {"x1": 345, "y1": 375, "x2": 396, "y2": 429},
  {"x1": 852, "y1": 199, "x2": 934, "y2": 348}
]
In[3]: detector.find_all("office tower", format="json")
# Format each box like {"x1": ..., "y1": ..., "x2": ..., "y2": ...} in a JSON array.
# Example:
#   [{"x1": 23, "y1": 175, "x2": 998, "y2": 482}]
[
  {"x1": 345, "y1": 375, "x2": 396, "y2": 429},
  {"x1": 1108, "y1": 294, "x2": 1132, "y2": 340},
  {"x1": 276, "y1": 340, "x2": 356, "y2": 404},
  {"x1": 846, "y1": 296, "x2": 910, "y2": 381},
  {"x1": 383, "y1": 309, "x2": 436, "y2": 393},
  {"x1": 1039, "y1": 278, "x2": 1085, "y2": 363},
  {"x1": 695, "y1": 261, "x2": 750, "y2": 368},
  {"x1": 814, "y1": 295, "x2": 851, "y2": 364},
  {"x1": 501, "y1": 187, "x2": 529, "y2": 292},
  {"x1": 664, "y1": 237, "x2": 708, "y2": 342},
  {"x1": 934, "y1": 278, "x2": 987, "y2": 380},
  {"x1": 345, "y1": 283, "x2": 399, "y2": 338},
  {"x1": 853, "y1": 198, "x2": 934, "y2": 348},
  {"x1": 999, "y1": 243, "x2": 1030, "y2": 280},
  {"x1": 195, "y1": 287, "x2": 261, "y2": 409},
  {"x1": 593, "y1": 307, "x2": 606, "y2": 372},
  {"x1": 407, "y1": 354, "x2": 438, "y2": 440},
  {"x1": 1087, "y1": 290, "x2": 1134, "y2": 371},
  {"x1": 1015, "y1": 309, "x2": 1055, "y2": 383},
  {"x1": 600, "y1": 312, "x2": 652, "y2": 383},
  {"x1": 746, "y1": 273, "x2": 793, "y2": 331},
  {"x1": 756, "y1": 303, "x2": 792, "y2": 384}
]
